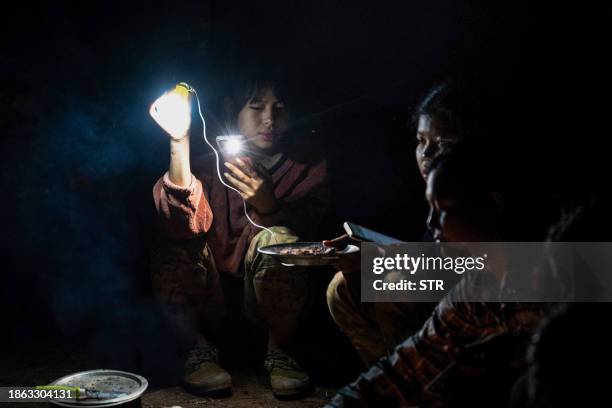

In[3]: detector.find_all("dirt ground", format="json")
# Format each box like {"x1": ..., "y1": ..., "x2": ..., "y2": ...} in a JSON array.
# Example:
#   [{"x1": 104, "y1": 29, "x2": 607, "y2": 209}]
[
  {"x1": 142, "y1": 369, "x2": 335, "y2": 408},
  {"x1": 0, "y1": 339, "x2": 336, "y2": 408}
]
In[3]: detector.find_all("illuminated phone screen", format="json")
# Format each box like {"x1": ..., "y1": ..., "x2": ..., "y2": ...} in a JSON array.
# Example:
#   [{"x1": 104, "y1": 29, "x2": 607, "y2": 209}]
[
  {"x1": 216, "y1": 135, "x2": 245, "y2": 158},
  {"x1": 343, "y1": 222, "x2": 403, "y2": 245}
]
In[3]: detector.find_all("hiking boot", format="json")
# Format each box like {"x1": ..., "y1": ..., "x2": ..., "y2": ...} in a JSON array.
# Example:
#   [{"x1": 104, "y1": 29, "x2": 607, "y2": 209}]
[
  {"x1": 264, "y1": 348, "x2": 311, "y2": 399},
  {"x1": 183, "y1": 341, "x2": 232, "y2": 396}
]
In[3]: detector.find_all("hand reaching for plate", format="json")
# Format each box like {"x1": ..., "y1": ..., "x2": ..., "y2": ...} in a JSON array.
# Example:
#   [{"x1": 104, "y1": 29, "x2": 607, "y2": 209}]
[{"x1": 323, "y1": 234, "x2": 362, "y2": 274}]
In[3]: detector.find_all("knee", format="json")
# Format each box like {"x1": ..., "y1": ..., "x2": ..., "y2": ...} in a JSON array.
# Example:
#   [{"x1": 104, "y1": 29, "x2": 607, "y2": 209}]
[
  {"x1": 326, "y1": 272, "x2": 351, "y2": 321},
  {"x1": 246, "y1": 226, "x2": 299, "y2": 272},
  {"x1": 251, "y1": 226, "x2": 299, "y2": 249}
]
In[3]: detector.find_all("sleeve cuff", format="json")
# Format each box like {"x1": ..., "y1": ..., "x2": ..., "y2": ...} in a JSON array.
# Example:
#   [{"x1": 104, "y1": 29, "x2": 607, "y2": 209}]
[{"x1": 162, "y1": 172, "x2": 196, "y2": 198}]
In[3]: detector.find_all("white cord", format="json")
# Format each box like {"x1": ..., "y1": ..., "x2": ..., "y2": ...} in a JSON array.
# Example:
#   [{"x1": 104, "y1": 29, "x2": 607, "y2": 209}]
[{"x1": 187, "y1": 85, "x2": 275, "y2": 237}]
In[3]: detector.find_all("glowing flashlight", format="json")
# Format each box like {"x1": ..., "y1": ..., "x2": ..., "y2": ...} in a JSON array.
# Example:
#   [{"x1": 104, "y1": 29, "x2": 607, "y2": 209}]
[
  {"x1": 216, "y1": 135, "x2": 245, "y2": 158},
  {"x1": 149, "y1": 82, "x2": 193, "y2": 140}
]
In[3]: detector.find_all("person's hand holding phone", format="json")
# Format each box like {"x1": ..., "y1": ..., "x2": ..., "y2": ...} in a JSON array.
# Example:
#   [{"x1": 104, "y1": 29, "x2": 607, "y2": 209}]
[
  {"x1": 224, "y1": 158, "x2": 280, "y2": 214},
  {"x1": 323, "y1": 234, "x2": 362, "y2": 275}
]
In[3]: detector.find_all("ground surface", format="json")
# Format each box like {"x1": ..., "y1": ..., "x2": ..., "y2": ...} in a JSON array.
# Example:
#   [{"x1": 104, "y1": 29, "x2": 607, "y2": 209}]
[
  {"x1": 143, "y1": 369, "x2": 335, "y2": 408},
  {"x1": 1, "y1": 339, "x2": 337, "y2": 408}
]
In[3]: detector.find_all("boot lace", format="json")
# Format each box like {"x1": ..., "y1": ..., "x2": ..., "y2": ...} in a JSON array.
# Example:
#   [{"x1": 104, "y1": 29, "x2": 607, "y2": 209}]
[
  {"x1": 264, "y1": 349, "x2": 302, "y2": 372},
  {"x1": 185, "y1": 343, "x2": 219, "y2": 373}
]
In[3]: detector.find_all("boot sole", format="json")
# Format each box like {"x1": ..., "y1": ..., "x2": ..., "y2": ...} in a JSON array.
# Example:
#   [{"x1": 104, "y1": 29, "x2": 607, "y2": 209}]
[
  {"x1": 183, "y1": 381, "x2": 233, "y2": 398},
  {"x1": 272, "y1": 384, "x2": 313, "y2": 401}
]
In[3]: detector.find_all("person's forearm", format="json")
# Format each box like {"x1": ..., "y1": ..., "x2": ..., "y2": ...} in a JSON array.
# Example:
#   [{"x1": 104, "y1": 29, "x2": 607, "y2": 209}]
[{"x1": 168, "y1": 136, "x2": 191, "y2": 187}]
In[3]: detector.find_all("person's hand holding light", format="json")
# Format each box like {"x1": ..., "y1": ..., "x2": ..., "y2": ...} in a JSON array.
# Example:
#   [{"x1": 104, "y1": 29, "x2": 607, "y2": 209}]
[
  {"x1": 149, "y1": 83, "x2": 192, "y2": 140},
  {"x1": 224, "y1": 158, "x2": 280, "y2": 214},
  {"x1": 149, "y1": 83, "x2": 193, "y2": 187}
]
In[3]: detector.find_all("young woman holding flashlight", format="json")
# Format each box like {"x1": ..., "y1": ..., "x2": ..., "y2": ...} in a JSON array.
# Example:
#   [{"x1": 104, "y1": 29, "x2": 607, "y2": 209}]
[{"x1": 151, "y1": 69, "x2": 329, "y2": 399}]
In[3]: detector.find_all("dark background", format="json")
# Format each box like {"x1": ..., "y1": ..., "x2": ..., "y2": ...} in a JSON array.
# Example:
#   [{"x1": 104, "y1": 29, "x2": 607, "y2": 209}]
[{"x1": 2, "y1": 0, "x2": 609, "y2": 386}]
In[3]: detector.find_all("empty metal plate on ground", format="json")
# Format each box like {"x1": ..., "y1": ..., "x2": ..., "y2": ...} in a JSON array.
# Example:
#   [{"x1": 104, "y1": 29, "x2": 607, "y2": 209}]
[{"x1": 47, "y1": 369, "x2": 148, "y2": 407}]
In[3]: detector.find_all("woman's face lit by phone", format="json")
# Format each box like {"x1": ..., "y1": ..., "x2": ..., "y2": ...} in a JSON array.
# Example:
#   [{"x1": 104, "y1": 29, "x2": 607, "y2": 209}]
[
  {"x1": 425, "y1": 168, "x2": 499, "y2": 242},
  {"x1": 238, "y1": 88, "x2": 289, "y2": 152},
  {"x1": 425, "y1": 170, "x2": 470, "y2": 242}
]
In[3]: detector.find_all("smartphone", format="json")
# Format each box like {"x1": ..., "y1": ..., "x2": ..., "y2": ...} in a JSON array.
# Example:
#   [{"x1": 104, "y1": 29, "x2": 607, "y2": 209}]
[
  {"x1": 343, "y1": 222, "x2": 404, "y2": 245},
  {"x1": 216, "y1": 135, "x2": 245, "y2": 159}
]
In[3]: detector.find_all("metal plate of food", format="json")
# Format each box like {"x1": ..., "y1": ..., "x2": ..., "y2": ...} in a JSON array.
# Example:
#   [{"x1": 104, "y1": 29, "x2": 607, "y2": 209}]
[
  {"x1": 47, "y1": 369, "x2": 148, "y2": 407},
  {"x1": 258, "y1": 241, "x2": 359, "y2": 266}
]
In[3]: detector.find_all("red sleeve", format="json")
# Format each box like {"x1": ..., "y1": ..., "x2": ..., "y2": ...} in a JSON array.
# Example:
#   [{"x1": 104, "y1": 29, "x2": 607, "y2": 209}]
[{"x1": 152, "y1": 172, "x2": 213, "y2": 239}]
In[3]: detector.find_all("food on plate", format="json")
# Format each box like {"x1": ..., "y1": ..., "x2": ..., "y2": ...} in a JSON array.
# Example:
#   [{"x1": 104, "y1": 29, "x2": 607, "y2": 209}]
[{"x1": 276, "y1": 244, "x2": 336, "y2": 256}]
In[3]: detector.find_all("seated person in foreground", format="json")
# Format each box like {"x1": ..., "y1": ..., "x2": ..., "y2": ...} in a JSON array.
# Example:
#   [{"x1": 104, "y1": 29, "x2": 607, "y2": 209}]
[
  {"x1": 326, "y1": 145, "x2": 547, "y2": 407},
  {"x1": 151, "y1": 68, "x2": 329, "y2": 399},
  {"x1": 325, "y1": 83, "x2": 474, "y2": 367}
]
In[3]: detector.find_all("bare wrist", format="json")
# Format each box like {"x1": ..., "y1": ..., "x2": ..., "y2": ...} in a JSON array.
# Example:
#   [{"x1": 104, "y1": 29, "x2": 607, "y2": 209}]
[
  {"x1": 168, "y1": 136, "x2": 191, "y2": 187},
  {"x1": 170, "y1": 135, "x2": 189, "y2": 150}
]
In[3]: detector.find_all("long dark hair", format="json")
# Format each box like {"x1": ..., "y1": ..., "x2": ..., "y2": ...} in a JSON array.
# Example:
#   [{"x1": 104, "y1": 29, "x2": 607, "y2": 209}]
[
  {"x1": 223, "y1": 66, "x2": 294, "y2": 129},
  {"x1": 412, "y1": 81, "x2": 493, "y2": 144},
  {"x1": 412, "y1": 83, "x2": 467, "y2": 140}
]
